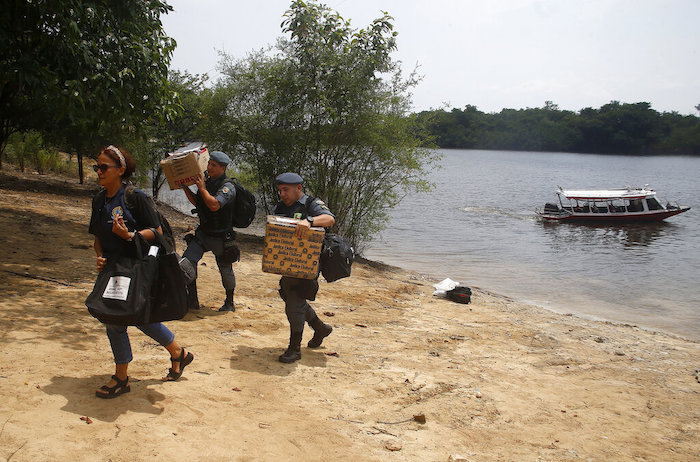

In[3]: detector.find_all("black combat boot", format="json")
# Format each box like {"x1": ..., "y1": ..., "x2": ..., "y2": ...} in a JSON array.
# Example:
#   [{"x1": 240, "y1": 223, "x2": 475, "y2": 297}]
[
  {"x1": 279, "y1": 331, "x2": 303, "y2": 363},
  {"x1": 218, "y1": 290, "x2": 235, "y2": 312},
  {"x1": 186, "y1": 281, "x2": 200, "y2": 310},
  {"x1": 307, "y1": 316, "x2": 333, "y2": 348}
]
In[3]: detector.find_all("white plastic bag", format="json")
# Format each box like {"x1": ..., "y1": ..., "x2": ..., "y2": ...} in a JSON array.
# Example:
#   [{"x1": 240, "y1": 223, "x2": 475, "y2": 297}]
[{"x1": 432, "y1": 278, "x2": 459, "y2": 297}]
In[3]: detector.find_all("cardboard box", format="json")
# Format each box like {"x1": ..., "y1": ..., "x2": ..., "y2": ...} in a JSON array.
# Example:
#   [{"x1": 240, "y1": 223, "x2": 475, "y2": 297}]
[
  {"x1": 262, "y1": 216, "x2": 324, "y2": 279},
  {"x1": 161, "y1": 143, "x2": 210, "y2": 189}
]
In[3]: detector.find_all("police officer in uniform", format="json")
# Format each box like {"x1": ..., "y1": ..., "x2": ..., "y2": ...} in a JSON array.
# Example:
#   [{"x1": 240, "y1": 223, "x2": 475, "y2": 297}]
[
  {"x1": 273, "y1": 172, "x2": 335, "y2": 363},
  {"x1": 181, "y1": 151, "x2": 239, "y2": 312}
]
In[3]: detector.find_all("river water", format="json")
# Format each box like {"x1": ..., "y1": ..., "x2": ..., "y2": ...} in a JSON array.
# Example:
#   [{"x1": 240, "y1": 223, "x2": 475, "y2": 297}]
[
  {"x1": 157, "y1": 149, "x2": 700, "y2": 340},
  {"x1": 363, "y1": 149, "x2": 700, "y2": 341}
]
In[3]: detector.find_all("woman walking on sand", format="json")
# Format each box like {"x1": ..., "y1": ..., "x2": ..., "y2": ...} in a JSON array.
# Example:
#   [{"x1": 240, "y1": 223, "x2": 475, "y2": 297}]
[{"x1": 88, "y1": 145, "x2": 193, "y2": 398}]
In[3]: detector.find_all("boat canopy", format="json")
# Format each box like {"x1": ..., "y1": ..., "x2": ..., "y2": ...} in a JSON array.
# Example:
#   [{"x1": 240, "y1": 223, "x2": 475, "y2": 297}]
[{"x1": 557, "y1": 187, "x2": 655, "y2": 201}]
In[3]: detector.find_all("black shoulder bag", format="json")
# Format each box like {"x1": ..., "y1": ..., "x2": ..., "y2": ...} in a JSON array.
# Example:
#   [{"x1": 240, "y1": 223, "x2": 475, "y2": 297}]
[
  {"x1": 148, "y1": 228, "x2": 189, "y2": 323},
  {"x1": 85, "y1": 234, "x2": 159, "y2": 325},
  {"x1": 304, "y1": 196, "x2": 354, "y2": 282}
]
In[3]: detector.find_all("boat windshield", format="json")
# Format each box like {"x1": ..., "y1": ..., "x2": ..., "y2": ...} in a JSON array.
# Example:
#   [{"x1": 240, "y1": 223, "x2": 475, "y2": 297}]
[{"x1": 646, "y1": 197, "x2": 663, "y2": 210}]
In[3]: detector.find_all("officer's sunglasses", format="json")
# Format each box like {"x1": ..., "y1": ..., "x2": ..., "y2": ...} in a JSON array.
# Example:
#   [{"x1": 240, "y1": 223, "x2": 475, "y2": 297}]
[{"x1": 93, "y1": 164, "x2": 119, "y2": 173}]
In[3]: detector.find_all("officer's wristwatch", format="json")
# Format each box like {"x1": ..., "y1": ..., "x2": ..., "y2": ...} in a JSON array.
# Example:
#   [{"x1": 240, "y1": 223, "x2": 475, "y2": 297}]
[{"x1": 307, "y1": 216, "x2": 314, "y2": 226}]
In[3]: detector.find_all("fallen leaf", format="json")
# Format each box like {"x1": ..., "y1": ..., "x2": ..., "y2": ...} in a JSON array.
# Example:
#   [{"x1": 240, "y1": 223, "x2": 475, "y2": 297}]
[
  {"x1": 258, "y1": 423, "x2": 271, "y2": 429},
  {"x1": 232, "y1": 387, "x2": 242, "y2": 392},
  {"x1": 384, "y1": 440, "x2": 402, "y2": 451},
  {"x1": 325, "y1": 352, "x2": 339, "y2": 357},
  {"x1": 355, "y1": 323, "x2": 367, "y2": 328},
  {"x1": 323, "y1": 311, "x2": 335, "y2": 317},
  {"x1": 413, "y1": 414, "x2": 426, "y2": 424}
]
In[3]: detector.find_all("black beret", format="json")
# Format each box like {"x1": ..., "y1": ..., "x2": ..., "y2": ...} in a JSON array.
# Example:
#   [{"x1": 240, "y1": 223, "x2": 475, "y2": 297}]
[{"x1": 275, "y1": 172, "x2": 303, "y2": 184}]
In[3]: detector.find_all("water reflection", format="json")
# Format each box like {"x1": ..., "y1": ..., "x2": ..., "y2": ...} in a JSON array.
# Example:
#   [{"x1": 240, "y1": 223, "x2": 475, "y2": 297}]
[{"x1": 540, "y1": 221, "x2": 672, "y2": 248}]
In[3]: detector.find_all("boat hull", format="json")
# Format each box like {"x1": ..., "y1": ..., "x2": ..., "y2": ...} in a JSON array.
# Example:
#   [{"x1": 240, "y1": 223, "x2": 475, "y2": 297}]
[{"x1": 537, "y1": 207, "x2": 690, "y2": 223}]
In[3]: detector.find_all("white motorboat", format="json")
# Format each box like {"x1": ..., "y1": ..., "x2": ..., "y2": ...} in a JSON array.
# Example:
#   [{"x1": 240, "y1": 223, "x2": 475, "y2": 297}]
[{"x1": 536, "y1": 186, "x2": 690, "y2": 223}]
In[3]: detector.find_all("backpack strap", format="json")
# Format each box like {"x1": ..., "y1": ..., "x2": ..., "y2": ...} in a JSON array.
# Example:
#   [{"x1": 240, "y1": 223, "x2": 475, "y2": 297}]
[
  {"x1": 123, "y1": 184, "x2": 137, "y2": 211},
  {"x1": 124, "y1": 184, "x2": 158, "y2": 221},
  {"x1": 123, "y1": 184, "x2": 159, "y2": 233},
  {"x1": 93, "y1": 188, "x2": 107, "y2": 209}
]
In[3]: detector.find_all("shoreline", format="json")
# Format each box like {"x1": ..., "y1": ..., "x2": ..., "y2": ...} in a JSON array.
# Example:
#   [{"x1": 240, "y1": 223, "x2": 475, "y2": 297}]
[
  {"x1": 362, "y1": 244, "x2": 700, "y2": 344},
  {"x1": 1, "y1": 167, "x2": 699, "y2": 460},
  {"x1": 359, "y1": 248, "x2": 700, "y2": 345}
]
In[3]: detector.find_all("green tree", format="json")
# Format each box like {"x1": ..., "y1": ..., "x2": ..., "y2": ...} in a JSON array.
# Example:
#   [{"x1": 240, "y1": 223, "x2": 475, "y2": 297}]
[
  {"x1": 6, "y1": 131, "x2": 42, "y2": 173},
  {"x1": 204, "y1": 1, "x2": 438, "y2": 251},
  {"x1": 0, "y1": 0, "x2": 178, "y2": 181},
  {"x1": 595, "y1": 101, "x2": 663, "y2": 154},
  {"x1": 656, "y1": 111, "x2": 700, "y2": 154}
]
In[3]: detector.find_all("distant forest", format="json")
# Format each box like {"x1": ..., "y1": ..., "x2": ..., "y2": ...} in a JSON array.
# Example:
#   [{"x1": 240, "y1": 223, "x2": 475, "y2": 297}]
[{"x1": 415, "y1": 101, "x2": 700, "y2": 155}]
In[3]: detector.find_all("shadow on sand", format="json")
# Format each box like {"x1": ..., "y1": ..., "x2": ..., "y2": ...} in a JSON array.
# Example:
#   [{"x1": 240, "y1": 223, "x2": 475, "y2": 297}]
[{"x1": 40, "y1": 375, "x2": 173, "y2": 422}]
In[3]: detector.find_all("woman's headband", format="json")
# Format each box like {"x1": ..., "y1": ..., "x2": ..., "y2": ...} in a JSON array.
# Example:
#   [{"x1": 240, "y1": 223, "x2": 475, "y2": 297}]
[{"x1": 106, "y1": 145, "x2": 126, "y2": 168}]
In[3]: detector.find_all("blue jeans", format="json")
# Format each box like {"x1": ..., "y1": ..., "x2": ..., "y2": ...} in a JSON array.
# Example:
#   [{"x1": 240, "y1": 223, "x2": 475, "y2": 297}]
[{"x1": 105, "y1": 323, "x2": 175, "y2": 365}]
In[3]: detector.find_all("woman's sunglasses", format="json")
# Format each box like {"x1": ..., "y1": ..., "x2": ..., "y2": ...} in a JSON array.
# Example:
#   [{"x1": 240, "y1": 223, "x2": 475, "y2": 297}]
[{"x1": 93, "y1": 164, "x2": 119, "y2": 173}]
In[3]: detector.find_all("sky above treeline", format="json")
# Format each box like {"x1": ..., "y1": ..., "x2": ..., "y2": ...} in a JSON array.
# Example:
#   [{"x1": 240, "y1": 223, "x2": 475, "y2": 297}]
[{"x1": 161, "y1": 0, "x2": 700, "y2": 115}]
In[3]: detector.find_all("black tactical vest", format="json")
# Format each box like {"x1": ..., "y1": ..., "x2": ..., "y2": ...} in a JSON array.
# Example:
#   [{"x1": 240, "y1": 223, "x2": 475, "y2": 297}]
[{"x1": 196, "y1": 174, "x2": 235, "y2": 234}]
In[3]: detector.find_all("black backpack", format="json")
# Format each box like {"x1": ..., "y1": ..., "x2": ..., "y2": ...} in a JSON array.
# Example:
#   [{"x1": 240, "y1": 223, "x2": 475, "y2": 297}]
[
  {"x1": 230, "y1": 179, "x2": 256, "y2": 228},
  {"x1": 304, "y1": 196, "x2": 354, "y2": 282},
  {"x1": 124, "y1": 185, "x2": 176, "y2": 251},
  {"x1": 446, "y1": 286, "x2": 472, "y2": 304}
]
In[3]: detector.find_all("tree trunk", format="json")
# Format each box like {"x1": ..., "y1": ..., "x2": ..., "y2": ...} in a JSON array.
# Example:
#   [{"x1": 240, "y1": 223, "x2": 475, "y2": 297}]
[
  {"x1": 78, "y1": 152, "x2": 84, "y2": 184},
  {"x1": 0, "y1": 123, "x2": 9, "y2": 170}
]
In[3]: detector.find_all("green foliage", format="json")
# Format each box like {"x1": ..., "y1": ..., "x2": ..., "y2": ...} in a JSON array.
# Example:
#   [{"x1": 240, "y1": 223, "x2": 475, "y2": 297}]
[
  {"x1": 419, "y1": 101, "x2": 700, "y2": 155},
  {"x1": 0, "y1": 0, "x2": 179, "y2": 179},
  {"x1": 202, "y1": 1, "x2": 439, "y2": 251},
  {"x1": 6, "y1": 131, "x2": 76, "y2": 175},
  {"x1": 226, "y1": 163, "x2": 259, "y2": 192},
  {"x1": 7, "y1": 131, "x2": 43, "y2": 173}
]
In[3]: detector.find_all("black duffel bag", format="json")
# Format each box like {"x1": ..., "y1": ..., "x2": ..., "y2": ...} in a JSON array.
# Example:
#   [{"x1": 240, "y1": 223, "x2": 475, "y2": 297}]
[
  {"x1": 148, "y1": 228, "x2": 189, "y2": 323},
  {"x1": 320, "y1": 234, "x2": 354, "y2": 283},
  {"x1": 85, "y1": 234, "x2": 159, "y2": 325}
]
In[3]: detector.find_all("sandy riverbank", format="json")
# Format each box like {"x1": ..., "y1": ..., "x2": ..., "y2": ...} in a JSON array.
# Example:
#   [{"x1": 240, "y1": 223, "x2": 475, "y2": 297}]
[{"x1": 0, "y1": 168, "x2": 698, "y2": 461}]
